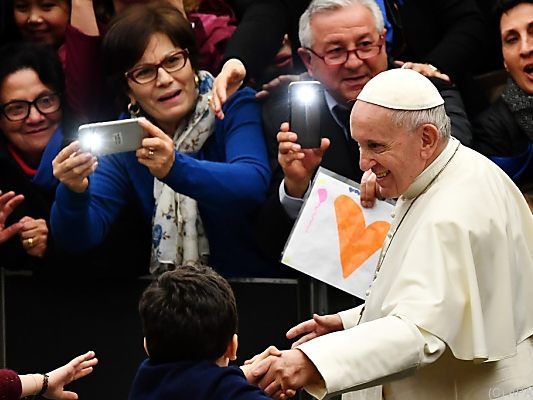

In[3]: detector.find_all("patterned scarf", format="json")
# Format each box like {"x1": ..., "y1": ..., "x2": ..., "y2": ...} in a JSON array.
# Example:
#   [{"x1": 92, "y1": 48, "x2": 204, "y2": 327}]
[
  {"x1": 150, "y1": 70, "x2": 214, "y2": 275},
  {"x1": 501, "y1": 78, "x2": 533, "y2": 141}
]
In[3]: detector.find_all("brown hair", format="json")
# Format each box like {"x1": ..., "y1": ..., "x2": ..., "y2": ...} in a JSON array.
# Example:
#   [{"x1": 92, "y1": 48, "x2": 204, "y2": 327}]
[
  {"x1": 101, "y1": 2, "x2": 198, "y2": 113},
  {"x1": 139, "y1": 264, "x2": 238, "y2": 363}
]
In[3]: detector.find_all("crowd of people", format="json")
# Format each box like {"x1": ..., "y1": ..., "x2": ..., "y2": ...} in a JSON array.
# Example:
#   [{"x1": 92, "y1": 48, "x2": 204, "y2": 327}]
[{"x1": 0, "y1": 0, "x2": 532, "y2": 399}]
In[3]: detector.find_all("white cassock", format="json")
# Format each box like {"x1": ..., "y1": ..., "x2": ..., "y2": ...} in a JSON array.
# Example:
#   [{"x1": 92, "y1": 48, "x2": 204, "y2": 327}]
[{"x1": 298, "y1": 137, "x2": 533, "y2": 400}]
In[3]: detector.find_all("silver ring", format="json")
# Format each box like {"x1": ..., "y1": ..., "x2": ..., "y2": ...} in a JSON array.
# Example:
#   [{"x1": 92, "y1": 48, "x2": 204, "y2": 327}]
[
  {"x1": 427, "y1": 64, "x2": 439, "y2": 73},
  {"x1": 148, "y1": 149, "x2": 155, "y2": 158}
]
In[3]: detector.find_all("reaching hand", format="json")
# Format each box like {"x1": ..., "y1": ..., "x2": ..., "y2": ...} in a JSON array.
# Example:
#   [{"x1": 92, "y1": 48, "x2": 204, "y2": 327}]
[
  {"x1": 44, "y1": 350, "x2": 98, "y2": 400},
  {"x1": 19, "y1": 216, "x2": 48, "y2": 258},
  {"x1": 277, "y1": 122, "x2": 330, "y2": 198},
  {"x1": 52, "y1": 142, "x2": 98, "y2": 193},
  {"x1": 212, "y1": 58, "x2": 246, "y2": 120},
  {"x1": 0, "y1": 191, "x2": 24, "y2": 244},
  {"x1": 287, "y1": 313, "x2": 343, "y2": 348},
  {"x1": 394, "y1": 61, "x2": 451, "y2": 83},
  {"x1": 251, "y1": 349, "x2": 322, "y2": 399},
  {"x1": 255, "y1": 74, "x2": 300, "y2": 99},
  {"x1": 136, "y1": 118, "x2": 175, "y2": 179}
]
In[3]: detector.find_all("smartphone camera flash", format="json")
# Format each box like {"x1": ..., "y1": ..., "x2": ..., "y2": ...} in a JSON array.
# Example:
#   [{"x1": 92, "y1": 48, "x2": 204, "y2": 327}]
[
  {"x1": 295, "y1": 85, "x2": 318, "y2": 105},
  {"x1": 80, "y1": 131, "x2": 102, "y2": 153}
]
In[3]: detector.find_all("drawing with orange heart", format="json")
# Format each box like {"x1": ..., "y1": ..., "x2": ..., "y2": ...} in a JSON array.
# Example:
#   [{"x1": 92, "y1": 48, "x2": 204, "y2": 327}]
[{"x1": 334, "y1": 194, "x2": 390, "y2": 278}]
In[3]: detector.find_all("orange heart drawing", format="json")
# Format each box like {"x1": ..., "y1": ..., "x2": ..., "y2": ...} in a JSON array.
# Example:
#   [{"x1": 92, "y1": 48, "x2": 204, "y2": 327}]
[{"x1": 334, "y1": 195, "x2": 390, "y2": 278}]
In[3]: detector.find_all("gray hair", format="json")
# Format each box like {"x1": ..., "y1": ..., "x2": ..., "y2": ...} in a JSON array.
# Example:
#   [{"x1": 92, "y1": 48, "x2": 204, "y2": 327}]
[
  {"x1": 299, "y1": 0, "x2": 385, "y2": 48},
  {"x1": 389, "y1": 105, "x2": 451, "y2": 140}
]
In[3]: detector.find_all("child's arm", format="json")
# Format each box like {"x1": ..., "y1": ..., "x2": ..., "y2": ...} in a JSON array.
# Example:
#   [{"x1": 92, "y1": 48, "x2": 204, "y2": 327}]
[{"x1": 20, "y1": 351, "x2": 97, "y2": 399}]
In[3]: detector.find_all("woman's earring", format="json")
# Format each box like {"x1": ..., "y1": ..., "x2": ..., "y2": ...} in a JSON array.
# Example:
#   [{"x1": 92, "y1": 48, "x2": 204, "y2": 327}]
[
  {"x1": 128, "y1": 102, "x2": 141, "y2": 117},
  {"x1": 194, "y1": 74, "x2": 199, "y2": 87}
]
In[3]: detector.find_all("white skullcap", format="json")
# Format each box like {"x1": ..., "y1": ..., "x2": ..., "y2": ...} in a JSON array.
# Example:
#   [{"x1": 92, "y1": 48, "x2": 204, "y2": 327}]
[{"x1": 357, "y1": 68, "x2": 444, "y2": 110}]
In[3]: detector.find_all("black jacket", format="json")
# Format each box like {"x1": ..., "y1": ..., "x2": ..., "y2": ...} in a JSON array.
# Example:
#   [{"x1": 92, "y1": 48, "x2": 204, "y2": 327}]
[{"x1": 473, "y1": 98, "x2": 533, "y2": 189}]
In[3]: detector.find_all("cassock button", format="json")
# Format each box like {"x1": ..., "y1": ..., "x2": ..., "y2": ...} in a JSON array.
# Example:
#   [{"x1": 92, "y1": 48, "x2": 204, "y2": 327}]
[
  {"x1": 365, "y1": 289, "x2": 371, "y2": 297},
  {"x1": 390, "y1": 212, "x2": 395, "y2": 218}
]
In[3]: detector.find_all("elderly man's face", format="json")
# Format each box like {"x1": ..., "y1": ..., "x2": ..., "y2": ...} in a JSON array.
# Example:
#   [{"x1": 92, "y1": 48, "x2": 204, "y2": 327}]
[
  {"x1": 300, "y1": 4, "x2": 388, "y2": 105},
  {"x1": 500, "y1": 2, "x2": 533, "y2": 94},
  {"x1": 351, "y1": 101, "x2": 428, "y2": 198}
]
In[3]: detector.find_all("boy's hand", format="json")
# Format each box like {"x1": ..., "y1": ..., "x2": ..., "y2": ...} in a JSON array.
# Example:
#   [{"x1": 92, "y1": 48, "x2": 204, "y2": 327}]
[
  {"x1": 243, "y1": 346, "x2": 282, "y2": 368},
  {"x1": 241, "y1": 346, "x2": 296, "y2": 399}
]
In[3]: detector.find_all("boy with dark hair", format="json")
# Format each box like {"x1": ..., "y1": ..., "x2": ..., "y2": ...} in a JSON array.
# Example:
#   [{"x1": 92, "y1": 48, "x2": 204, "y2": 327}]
[{"x1": 129, "y1": 264, "x2": 277, "y2": 400}]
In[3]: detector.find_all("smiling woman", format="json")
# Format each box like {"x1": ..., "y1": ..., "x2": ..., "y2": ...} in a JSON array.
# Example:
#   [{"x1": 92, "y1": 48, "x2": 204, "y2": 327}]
[
  {"x1": 472, "y1": 0, "x2": 533, "y2": 191},
  {"x1": 0, "y1": 42, "x2": 66, "y2": 268},
  {"x1": 51, "y1": 3, "x2": 278, "y2": 278}
]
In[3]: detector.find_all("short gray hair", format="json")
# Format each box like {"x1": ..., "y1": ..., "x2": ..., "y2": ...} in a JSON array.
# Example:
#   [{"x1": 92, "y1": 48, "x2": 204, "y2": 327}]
[
  {"x1": 389, "y1": 105, "x2": 451, "y2": 140},
  {"x1": 299, "y1": 0, "x2": 385, "y2": 48}
]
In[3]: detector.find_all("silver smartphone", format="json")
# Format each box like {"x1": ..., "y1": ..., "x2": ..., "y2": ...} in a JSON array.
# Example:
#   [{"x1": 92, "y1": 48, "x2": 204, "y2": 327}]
[
  {"x1": 289, "y1": 81, "x2": 324, "y2": 149},
  {"x1": 78, "y1": 118, "x2": 145, "y2": 156}
]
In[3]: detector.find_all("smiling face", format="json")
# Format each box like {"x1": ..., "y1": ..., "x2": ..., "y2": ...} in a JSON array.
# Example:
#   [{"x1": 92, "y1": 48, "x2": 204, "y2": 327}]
[
  {"x1": 299, "y1": 4, "x2": 388, "y2": 105},
  {"x1": 351, "y1": 101, "x2": 436, "y2": 198},
  {"x1": 13, "y1": 0, "x2": 70, "y2": 47},
  {"x1": 0, "y1": 68, "x2": 62, "y2": 166},
  {"x1": 500, "y1": 2, "x2": 533, "y2": 94},
  {"x1": 127, "y1": 33, "x2": 197, "y2": 134}
]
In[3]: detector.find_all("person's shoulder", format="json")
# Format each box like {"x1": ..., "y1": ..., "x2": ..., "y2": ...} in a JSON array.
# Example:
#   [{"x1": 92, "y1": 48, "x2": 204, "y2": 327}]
[
  {"x1": 219, "y1": 87, "x2": 263, "y2": 130},
  {"x1": 474, "y1": 97, "x2": 514, "y2": 129},
  {"x1": 423, "y1": 145, "x2": 517, "y2": 217},
  {"x1": 224, "y1": 86, "x2": 257, "y2": 108}
]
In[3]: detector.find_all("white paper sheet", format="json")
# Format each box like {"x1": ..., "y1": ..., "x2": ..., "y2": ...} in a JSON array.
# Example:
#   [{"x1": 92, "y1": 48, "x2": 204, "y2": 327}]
[{"x1": 282, "y1": 168, "x2": 394, "y2": 299}]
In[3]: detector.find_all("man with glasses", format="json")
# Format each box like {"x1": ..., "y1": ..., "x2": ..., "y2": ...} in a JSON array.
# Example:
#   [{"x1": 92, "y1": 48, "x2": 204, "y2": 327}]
[{"x1": 255, "y1": 0, "x2": 473, "y2": 282}]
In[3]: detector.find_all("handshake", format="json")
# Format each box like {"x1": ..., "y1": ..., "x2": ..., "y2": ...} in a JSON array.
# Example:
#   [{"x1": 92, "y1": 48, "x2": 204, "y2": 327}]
[{"x1": 241, "y1": 313, "x2": 343, "y2": 399}]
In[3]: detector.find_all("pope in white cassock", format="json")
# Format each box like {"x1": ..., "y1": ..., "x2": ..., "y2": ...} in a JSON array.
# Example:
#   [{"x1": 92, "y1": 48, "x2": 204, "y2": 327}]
[{"x1": 248, "y1": 68, "x2": 533, "y2": 400}]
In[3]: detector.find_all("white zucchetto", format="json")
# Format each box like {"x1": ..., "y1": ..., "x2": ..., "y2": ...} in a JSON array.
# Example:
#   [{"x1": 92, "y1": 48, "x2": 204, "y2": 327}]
[{"x1": 357, "y1": 68, "x2": 444, "y2": 110}]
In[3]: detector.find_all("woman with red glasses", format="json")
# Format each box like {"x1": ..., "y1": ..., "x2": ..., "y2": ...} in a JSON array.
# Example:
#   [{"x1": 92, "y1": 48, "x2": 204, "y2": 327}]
[{"x1": 51, "y1": 3, "x2": 276, "y2": 278}]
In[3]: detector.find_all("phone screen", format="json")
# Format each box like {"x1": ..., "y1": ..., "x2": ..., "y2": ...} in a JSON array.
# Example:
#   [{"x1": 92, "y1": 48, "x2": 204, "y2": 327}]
[
  {"x1": 78, "y1": 118, "x2": 145, "y2": 156},
  {"x1": 289, "y1": 81, "x2": 324, "y2": 148}
]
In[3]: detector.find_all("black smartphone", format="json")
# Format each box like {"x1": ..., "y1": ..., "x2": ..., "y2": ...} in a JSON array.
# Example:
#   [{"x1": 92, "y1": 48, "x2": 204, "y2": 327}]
[
  {"x1": 289, "y1": 81, "x2": 324, "y2": 148},
  {"x1": 78, "y1": 118, "x2": 146, "y2": 156}
]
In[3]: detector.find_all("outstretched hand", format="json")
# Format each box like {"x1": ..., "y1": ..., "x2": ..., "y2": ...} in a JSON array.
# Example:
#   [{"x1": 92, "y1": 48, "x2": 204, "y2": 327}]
[
  {"x1": 212, "y1": 58, "x2": 246, "y2": 119},
  {"x1": 0, "y1": 191, "x2": 24, "y2": 244},
  {"x1": 45, "y1": 350, "x2": 98, "y2": 400},
  {"x1": 255, "y1": 74, "x2": 300, "y2": 99},
  {"x1": 287, "y1": 313, "x2": 343, "y2": 348}
]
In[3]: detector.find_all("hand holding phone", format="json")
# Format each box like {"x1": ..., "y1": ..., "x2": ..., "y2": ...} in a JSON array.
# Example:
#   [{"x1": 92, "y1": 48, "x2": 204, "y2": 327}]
[
  {"x1": 289, "y1": 81, "x2": 324, "y2": 148},
  {"x1": 78, "y1": 118, "x2": 146, "y2": 156}
]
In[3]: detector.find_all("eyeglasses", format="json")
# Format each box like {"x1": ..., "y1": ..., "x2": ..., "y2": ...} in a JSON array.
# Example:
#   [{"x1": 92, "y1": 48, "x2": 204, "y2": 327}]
[
  {"x1": 125, "y1": 49, "x2": 189, "y2": 85},
  {"x1": 305, "y1": 38, "x2": 383, "y2": 65},
  {"x1": 0, "y1": 92, "x2": 61, "y2": 122}
]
